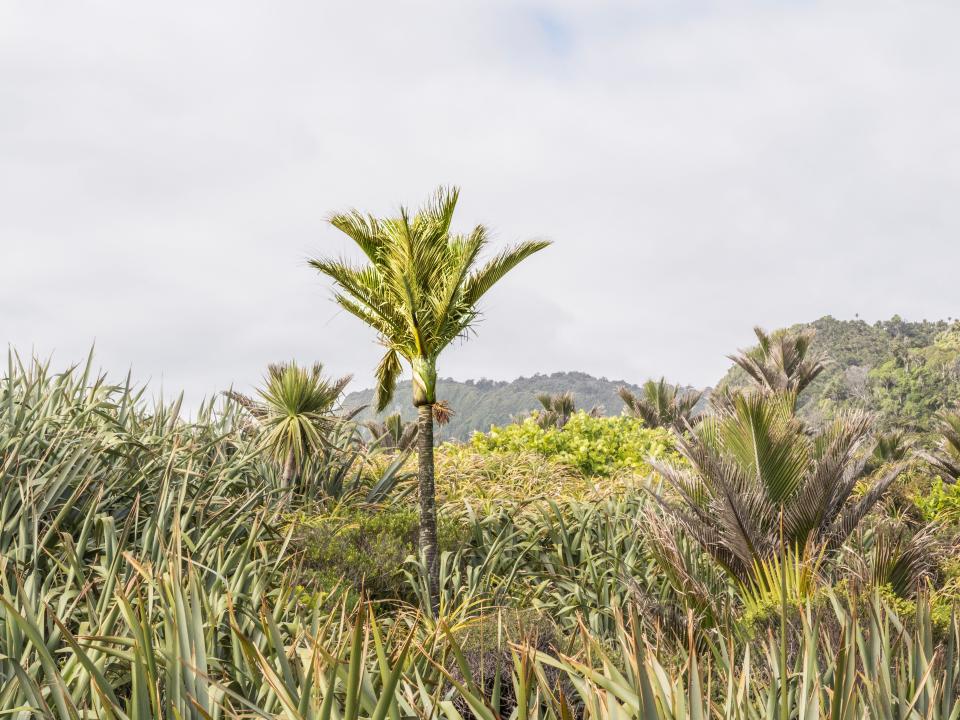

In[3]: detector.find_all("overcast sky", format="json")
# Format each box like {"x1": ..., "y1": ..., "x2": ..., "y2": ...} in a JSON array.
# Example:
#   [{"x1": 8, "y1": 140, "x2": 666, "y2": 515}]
[{"x1": 3, "y1": 1, "x2": 959, "y2": 410}]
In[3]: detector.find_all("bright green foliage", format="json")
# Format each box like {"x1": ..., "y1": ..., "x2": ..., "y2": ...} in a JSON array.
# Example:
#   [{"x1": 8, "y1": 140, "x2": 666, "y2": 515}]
[
  {"x1": 471, "y1": 411, "x2": 676, "y2": 476},
  {"x1": 914, "y1": 477, "x2": 960, "y2": 523},
  {"x1": 868, "y1": 333, "x2": 960, "y2": 431}
]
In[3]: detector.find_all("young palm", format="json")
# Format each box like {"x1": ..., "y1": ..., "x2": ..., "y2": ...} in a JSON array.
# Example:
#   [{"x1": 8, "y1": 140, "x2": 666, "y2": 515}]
[
  {"x1": 531, "y1": 391, "x2": 601, "y2": 429},
  {"x1": 919, "y1": 410, "x2": 960, "y2": 483},
  {"x1": 310, "y1": 187, "x2": 549, "y2": 609},
  {"x1": 649, "y1": 391, "x2": 901, "y2": 584},
  {"x1": 363, "y1": 412, "x2": 418, "y2": 451},
  {"x1": 618, "y1": 377, "x2": 702, "y2": 431},
  {"x1": 225, "y1": 361, "x2": 351, "y2": 490},
  {"x1": 726, "y1": 326, "x2": 826, "y2": 408}
]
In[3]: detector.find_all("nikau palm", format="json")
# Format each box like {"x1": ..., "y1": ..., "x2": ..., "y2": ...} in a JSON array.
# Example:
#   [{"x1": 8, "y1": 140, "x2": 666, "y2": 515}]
[
  {"x1": 619, "y1": 377, "x2": 702, "y2": 431},
  {"x1": 311, "y1": 187, "x2": 549, "y2": 609},
  {"x1": 917, "y1": 409, "x2": 960, "y2": 484},
  {"x1": 363, "y1": 412, "x2": 418, "y2": 451},
  {"x1": 225, "y1": 361, "x2": 350, "y2": 489},
  {"x1": 728, "y1": 326, "x2": 826, "y2": 402},
  {"x1": 650, "y1": 391, "x2": 901, "y2": 583},
  {"x1": 532, "y1": 391, "x2": 601, "y2": 429}
]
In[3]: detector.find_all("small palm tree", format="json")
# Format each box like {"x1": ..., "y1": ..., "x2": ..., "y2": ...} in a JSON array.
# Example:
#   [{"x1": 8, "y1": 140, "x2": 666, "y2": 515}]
[
  {"x1": 919, "y1": 410, "x2": 960, "y2": 483},
  {"x1": 310, "y1": 187, "x2": 549, "y2": 609},
  {"x1": 363, "y1": 412, "x2": 418, "y2": 451},
  {"x1": 531, "y1": 391, "x2": 601, "y2": 429},
  {"x1": 727, "y1": 326, "x2": 826, "y2": 404},
  {"x1": 618, "y1": 378, "x2": 702, "y2": 430},
  {"x1": 226, "y1": 361, "x2": 351, "y2": 489},
  {"x1": 866, "y1": 429, "x2": 913, "y2": 472},
  {"x1": 649, "y1": 391, "x2": 901, "y2": 584}
]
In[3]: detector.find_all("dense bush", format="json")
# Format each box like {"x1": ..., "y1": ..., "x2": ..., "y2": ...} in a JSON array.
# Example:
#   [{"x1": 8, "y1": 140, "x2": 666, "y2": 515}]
[
  {"x1": 5, "y1": 351, "x2": 960, "y2": 717},
  {"x1": 290, "y1": 504, "x2": 470, "y2": 600},
  {"x1": 470, "y1": 411, "x2": 676, "y2": 476}
]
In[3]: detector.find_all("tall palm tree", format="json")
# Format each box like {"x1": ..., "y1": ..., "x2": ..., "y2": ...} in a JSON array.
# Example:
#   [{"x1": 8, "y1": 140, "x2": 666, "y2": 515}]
[
  {"x1": 649, "y1": 391, "x2": 901, "y2": 584},
  {"x1": 726, "y1": 326, "x2": 827, "y2": 407},
  {"x1": 225, "y1": 361, "x2": 350, "y2": 489},
  {"x1": 310, "y1": 187, "x2": 549, "y2": 609},
  {"x1": 618, "y1": 378, "x2": 702, "y2": 431}
]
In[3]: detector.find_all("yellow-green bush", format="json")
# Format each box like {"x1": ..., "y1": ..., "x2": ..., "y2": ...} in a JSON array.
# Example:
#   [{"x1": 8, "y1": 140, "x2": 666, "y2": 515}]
[
  {"x1": 913, "y1": 478, "x2": 960, "y2": 524},
  {"x1": 470, "y1": 411, "x2": 676, "y2": 477}
]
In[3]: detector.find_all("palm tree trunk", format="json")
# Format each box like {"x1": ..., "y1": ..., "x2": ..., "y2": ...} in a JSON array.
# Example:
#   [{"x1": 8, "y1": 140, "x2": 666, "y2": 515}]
[
  {"x1": 282, "y1": 446, "x2": 296, "y2": 490},
  {"x1": 416, "y1": 404, "x2": 439, "y2": 613}
]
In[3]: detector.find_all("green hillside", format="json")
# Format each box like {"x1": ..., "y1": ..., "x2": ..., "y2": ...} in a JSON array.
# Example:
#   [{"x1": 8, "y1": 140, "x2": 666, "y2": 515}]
[
  {"x1": 717, "y1": 315, "x2": 960, "y2": 431},
  {"x1": 343, "y1": 371, "x2": 655, "y2": 440}
]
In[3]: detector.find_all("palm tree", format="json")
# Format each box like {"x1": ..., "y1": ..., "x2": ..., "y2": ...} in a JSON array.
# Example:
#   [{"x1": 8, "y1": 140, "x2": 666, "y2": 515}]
[
  {"x1": 310, "y1": 187, "x2": 549, "y2": 609},
  {"x1": 225, "y1": 361, "x2": 350, "y2": 490},
  {"x1": 866, "y1": 429, "x2": 913, "y2": 472},
  {"x1": 618, "y1": 378, "x2": 702, "y2": 431},
  {"x1": 649, "y1": 392, "x2": 901, "y2": 584},
  {"x1": 919, "y1": 410, "x2": 960, "y2": 483},
  {"x1": 363, "y1": 412, "x2": 418, "y2": 451},
  {"x1": 726, "y1": 326, "x2": 826, "y2": 407},
  {"x1": 530, "y1": 391, "x2": 601, "y2": 429}
]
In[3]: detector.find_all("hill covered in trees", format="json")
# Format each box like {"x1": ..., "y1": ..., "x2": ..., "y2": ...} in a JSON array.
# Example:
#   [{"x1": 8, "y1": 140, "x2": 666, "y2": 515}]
[
  {"x1": 343, "y1": 371, "x2": 653, "y2": 440},
  {"x1": 718, "y1": 315, "x2": 960, "y2": 432}
]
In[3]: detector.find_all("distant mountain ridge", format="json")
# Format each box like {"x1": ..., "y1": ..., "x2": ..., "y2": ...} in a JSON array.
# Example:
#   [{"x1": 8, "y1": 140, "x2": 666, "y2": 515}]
[{"x1": 343, "y1": 371, "x2": 663, "y2": 441}]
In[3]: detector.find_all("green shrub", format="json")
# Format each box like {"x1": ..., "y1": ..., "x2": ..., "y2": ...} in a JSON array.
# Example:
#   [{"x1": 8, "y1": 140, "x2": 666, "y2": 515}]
[
  {"x1": 913, "y1": 478, "x2": 960, "y2": 524},
  {"x1": 470, "y1": 411, "x2": 676, "y2": 476},
  {"x1": 290, "y1": 505, "x2": 469, "y2": 601}
]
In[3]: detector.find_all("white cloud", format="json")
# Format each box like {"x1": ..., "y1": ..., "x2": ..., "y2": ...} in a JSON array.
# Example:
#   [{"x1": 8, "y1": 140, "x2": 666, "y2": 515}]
[{"x1": 2, "y1": 1, "x2": 959, "y2": 410}]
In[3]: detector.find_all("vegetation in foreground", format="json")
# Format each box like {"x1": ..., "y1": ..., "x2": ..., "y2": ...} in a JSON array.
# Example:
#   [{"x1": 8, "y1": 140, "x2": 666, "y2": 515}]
[
  {"x1": 4, "y1": 327, "x2": 960, "y2": 717},
  {"x1": 4, "y1": 187, "x2": 960, "y2": 717}
]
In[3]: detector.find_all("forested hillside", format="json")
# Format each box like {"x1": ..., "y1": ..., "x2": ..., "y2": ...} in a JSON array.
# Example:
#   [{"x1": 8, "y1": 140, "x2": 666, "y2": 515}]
[
  {"x1": 718, "y1": 315, "x2": 960, "y2": 431},
  {"x1": 343, "y1": 371, "x2": 652, "y2": 440}
]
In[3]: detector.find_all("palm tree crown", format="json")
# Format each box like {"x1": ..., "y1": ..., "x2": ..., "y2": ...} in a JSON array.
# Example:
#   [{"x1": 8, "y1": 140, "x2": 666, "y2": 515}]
[
  {"x1": 363, "y1": 412, "x2": 418, "y2": 451},
  {"x1": 729, "y1": 326, "x2": 827, "y2": 398},
  {"x1": 310, "y1": 187, "x2": 550, "y2": 411},
  {"x1": 619, "y1": 378, "x2": 702, "y2": 431},
  {"x1": 531, "y1": 391, "x2": 601, "y2": 429}
]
